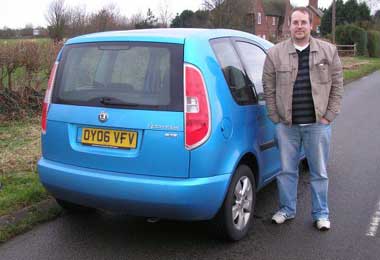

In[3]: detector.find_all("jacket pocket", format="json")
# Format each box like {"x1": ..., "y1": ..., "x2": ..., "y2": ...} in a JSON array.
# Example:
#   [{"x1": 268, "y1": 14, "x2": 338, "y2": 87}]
[
  {"x1": 276, "y1": 65, "x2": 291, "y2": 86},
  {"x1": 314, "y1": 61, "x2": 330, "y2": 84}
]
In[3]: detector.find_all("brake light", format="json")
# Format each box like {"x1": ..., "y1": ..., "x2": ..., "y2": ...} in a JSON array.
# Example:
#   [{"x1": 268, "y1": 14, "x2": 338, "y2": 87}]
[
  {"x1": 41, "y1": 61, "x2": 58, "y2": 134},
  {"x1": 184, "y1": 64, "x2": 211, "y2": 150}
]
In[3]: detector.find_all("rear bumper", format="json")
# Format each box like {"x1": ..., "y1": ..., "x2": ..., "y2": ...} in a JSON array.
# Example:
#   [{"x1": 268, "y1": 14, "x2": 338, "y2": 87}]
[{"x1": 38, "y1": 158, "x2": 231, "y2": 220}]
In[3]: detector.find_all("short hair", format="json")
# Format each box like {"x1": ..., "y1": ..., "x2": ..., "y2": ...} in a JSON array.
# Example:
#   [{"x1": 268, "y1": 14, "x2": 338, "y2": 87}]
[{"x1": 289, "y1": 7, "x2": 313, "y2": 24}]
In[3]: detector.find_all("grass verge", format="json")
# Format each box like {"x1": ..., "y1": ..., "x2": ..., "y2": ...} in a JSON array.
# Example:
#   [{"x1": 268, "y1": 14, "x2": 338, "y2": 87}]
[
  {"x1": 0, "y1": 119, "x2": 40, "y2": 175},
  {"x1": 0, "y1": 118, "x2": 62, "y2": 242},
  {"x1": 0, "y1": 204, "x2": 62, "y2": 242},
  {"x1": 342, "y1": 56, "x2": 380, "y2": 83},
  {"x1": 0, "y1": 171, "x2": 49, "y2": 216}
]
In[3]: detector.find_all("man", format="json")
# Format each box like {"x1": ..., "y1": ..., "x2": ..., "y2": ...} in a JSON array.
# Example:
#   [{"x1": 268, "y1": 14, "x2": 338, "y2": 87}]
[{"x1": 262, "y1": 7, "x2": 343, "y2": 231}]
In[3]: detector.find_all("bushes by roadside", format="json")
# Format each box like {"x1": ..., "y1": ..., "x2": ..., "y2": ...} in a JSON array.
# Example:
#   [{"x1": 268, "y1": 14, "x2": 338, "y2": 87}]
[
  {"x1": 336, "y1": 24, "x2": 368, "y2": 56},
  {"x1": 367, "y1": 31, "x2": 380, "y2": 58},
  {"x1": 0, "y1": 40, "x2": 62, "y2": 120},
  {"x1": 336, "y1": 24, "x2": 380, "y2": 58}
]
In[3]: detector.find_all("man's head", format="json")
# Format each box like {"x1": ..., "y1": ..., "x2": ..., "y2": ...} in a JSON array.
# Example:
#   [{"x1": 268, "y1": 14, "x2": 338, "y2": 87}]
[{"x1": 289, "y1": 7, "x2": 312, "y2": 44}]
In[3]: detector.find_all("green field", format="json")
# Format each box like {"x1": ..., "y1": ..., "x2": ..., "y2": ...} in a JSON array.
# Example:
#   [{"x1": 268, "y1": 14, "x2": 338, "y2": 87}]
[{"x1": 0, "y1": 37, "x2": 51, "y2": 44}]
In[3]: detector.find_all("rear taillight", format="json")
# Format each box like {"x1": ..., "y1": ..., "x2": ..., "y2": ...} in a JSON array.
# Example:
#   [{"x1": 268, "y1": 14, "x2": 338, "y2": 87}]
[
  {"x1": 184, "y1": 64, "x2": 211, "y2": 150},
  {"x1": 41, "y1": 61, "x2": 58, "y2": 134}
]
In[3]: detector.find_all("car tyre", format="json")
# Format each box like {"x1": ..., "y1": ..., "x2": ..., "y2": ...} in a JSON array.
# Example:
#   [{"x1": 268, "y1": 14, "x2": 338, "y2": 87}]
[
  {"x1": 55, "y1": 199, "x2": 95, "y2": 213},
  {"x1": 213, "y1": 164, "x2": 256, "y2": 241}
]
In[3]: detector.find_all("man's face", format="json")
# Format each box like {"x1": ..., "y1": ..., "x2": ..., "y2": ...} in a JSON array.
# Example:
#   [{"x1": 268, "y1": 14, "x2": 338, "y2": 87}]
[{"x1": 290, "y1": 11, "x2": 312, "y2": 42}]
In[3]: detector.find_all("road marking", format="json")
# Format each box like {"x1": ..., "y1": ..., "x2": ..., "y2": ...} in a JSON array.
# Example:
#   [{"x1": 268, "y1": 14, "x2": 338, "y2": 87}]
[{"x1": 366, "y1": 198, "x2": 380, "y2": 237}]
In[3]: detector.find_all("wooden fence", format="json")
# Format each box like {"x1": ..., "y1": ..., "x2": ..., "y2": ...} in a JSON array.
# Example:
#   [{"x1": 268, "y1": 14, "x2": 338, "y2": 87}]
[{"x1": 336, "y1": 44, "x2": 356, "y2": 56}]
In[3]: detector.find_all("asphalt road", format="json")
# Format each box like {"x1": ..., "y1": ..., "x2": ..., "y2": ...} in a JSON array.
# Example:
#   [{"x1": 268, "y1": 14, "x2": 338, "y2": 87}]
[{"x1": 1, "y1": 71, "x2": 380, "y2": 260}]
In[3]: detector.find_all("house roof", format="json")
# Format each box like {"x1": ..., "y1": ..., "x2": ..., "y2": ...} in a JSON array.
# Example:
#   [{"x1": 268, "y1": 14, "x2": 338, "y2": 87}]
[
  {"x1": 262, "y1": 0, "x2": 286, "y2": 17},
  {"x1": 307, "y1": 5, "x2": 324, "y2": 17}
]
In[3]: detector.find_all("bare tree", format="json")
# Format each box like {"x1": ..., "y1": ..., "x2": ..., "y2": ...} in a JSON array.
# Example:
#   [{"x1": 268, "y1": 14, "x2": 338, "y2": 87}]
[
  {"x1": 45, "y1": 0, "x2": 70, "y2": 42},
  {"x1": 89, "y1": 4, "x2": 124, "y2": 32},
  {"x1": 203, "y1": 0, "x2": 227, "y2": 28},
  {"x1": 130, "y1": 12, "x2": 145, "y2": 28},
  {"x1": 203, "y1": 0, "x2": 251, "y2": 30},
  {"x1": 18, "y1": 41, "x2": 42, "y2": 89},
  {"x1": 1, "y1": 43, "x2": 23, "y2": 91},
  {"x1": 203, "y1": 0, "x2": 224, "y2": 11},
  {"x1": 158, "y1": 0, "x2": 173, "y2": 27},
  {"x1": 0, "y1": 45, "x2": 6, "y2": 90},
  {"x1": 67, "y1": 5, "x2": 88, "y2": 36},
  {"x1": 134, "y1": 9, "x2": 159, "y2": 29}
]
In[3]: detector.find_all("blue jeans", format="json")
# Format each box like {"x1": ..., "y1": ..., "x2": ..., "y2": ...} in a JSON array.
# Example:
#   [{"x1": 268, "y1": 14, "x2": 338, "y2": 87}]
[{"x1": 275, "y1": 122, "x2": 331, "y2": 221}]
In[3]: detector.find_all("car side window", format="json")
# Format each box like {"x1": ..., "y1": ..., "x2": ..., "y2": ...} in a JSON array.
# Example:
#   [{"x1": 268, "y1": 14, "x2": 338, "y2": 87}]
[
  {"x1": 210, "y1": 38, "x2": 255, "y2": 105},
  {"x1": 235, "y1": 41, "x2": 267, "y2": 96}
]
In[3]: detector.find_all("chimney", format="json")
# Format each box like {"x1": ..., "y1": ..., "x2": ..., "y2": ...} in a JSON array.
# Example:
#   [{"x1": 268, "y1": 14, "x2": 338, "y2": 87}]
[{"x1": 309, "y1": 0, "x2": 318, "y2": 8}]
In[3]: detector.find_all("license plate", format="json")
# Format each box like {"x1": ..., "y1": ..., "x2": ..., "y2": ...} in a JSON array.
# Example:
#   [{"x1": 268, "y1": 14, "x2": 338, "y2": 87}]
[{"x1": 81, "y1": 128, "x2": 138, "y2": 149}]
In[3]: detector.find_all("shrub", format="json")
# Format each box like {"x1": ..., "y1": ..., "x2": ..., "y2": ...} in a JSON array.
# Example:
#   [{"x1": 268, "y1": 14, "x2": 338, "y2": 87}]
[
  {"x1": 336, "y1": 24, "x2": 368, "y2": 56},
  {"x1": 367, "y1": 30, "x2": 380, "y2": 58},
  {"x1": 0, "y1": 39, "x2": 63, "y2": 119}
]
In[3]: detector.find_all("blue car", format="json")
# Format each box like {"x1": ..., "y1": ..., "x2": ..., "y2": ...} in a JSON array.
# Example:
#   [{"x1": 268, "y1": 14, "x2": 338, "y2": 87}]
[{"x1": 38, "y1": 28, "x2": 282, "y2": 241}]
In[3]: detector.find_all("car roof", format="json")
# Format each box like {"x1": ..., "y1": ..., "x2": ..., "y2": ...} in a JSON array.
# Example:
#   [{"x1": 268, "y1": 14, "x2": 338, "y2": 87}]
[{"x1": 65, "y1": 28, "x2": 273, "y2": 50}]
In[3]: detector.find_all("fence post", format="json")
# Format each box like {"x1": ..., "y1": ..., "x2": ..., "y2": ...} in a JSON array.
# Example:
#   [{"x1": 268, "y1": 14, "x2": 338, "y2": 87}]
[{"x1": 354, "y1": 44, "x2": 357, "y2": 56}]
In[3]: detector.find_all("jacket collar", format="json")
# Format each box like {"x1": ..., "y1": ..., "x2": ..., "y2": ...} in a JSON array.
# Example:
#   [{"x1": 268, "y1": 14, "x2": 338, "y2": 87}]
[
  {"x1": 309, "y1": 37, "x2": 318, "y2": 52},
  {"x1": 287, "y1": 36, "x2": 318, "y2": 54}
]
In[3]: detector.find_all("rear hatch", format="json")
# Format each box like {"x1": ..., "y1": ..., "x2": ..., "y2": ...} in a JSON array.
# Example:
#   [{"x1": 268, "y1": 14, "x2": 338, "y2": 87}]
[{"x1": 43, "y1": 41, "x2": 189, "y2": 178}]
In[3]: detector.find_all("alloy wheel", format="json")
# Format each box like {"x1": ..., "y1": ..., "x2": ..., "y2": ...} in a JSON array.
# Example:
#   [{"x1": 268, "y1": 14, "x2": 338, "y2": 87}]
[{"x1": 232, "y1": 176, "x2": 253, "y2": 230}]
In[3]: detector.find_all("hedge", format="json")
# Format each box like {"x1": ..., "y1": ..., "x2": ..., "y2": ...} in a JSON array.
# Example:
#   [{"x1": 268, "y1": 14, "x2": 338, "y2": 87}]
[
  {"x1": 0, "y1": 40, "x2": 62, "y2": 119},
  {"x1": 367, "y1": 30, "x2": 380, "y2": 58},
  {"x1": 336, "y1": 24, "x2": 368, "y2": 56}
]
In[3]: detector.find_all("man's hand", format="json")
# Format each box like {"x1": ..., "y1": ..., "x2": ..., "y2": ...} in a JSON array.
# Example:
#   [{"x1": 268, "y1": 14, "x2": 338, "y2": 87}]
[{"x1": 320, "y1": 117, "x2": 330, "y2": 125}]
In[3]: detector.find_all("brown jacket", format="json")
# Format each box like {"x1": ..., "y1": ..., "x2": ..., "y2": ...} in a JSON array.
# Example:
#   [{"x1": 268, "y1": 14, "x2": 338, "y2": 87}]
[{"x1": 262, "y1": 37, "x2": 343, "y2": 125}]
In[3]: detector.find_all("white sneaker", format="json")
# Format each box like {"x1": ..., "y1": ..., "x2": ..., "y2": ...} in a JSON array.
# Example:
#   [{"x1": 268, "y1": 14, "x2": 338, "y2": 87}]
[
  {"x1": 272, "y1": 211, "x2": 291, "y2": 224},
  {"x1": 315, "y1": 219, "x2": 331, "y2": 231}
]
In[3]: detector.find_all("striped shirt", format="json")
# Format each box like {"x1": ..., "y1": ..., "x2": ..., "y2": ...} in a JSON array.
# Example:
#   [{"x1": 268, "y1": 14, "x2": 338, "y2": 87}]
[{"x1": 292, "y1": 45, "x2": 316, "y2": 124}]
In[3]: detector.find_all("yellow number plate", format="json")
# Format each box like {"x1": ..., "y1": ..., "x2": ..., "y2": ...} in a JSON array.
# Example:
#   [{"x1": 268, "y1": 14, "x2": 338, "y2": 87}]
[{"x1": 81, "y1": 128, "x2": 138, "y2": 149}]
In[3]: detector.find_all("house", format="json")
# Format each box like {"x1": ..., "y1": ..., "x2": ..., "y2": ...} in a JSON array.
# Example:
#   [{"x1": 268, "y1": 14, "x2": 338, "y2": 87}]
[
  {"x1": 250, "y1": 0, "x2": 323, "y2": 42},
  {"x1": 33, "y1": 29, "x2": 40, "y2": 36},
  {"x1": 308, "y1": 0, "x2": 324, "y2": 34}
]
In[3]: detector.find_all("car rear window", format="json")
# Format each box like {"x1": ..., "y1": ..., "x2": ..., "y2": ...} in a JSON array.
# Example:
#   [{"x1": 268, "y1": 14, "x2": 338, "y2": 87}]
[{"x1": 53, "y1": 42, "x2": 184, "y2": 111}]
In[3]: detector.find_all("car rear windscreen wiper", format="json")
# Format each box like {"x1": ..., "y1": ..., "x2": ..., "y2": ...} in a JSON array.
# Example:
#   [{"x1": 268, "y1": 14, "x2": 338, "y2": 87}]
[
  {"x1": 99, "y1": 97, "x2": 160, "y2": 108},
  {"x1": 100, "y1": 97, "x2": 142, "y2": 107}
]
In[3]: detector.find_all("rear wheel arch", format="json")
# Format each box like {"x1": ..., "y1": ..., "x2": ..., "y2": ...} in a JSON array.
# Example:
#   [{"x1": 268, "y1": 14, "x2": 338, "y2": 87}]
[
  {"x1": 210, "y1": 152, "x2": 259, "y2": 221},
  {"x1": 238, "y1": 153, "x2": 259, "y2": 189}
]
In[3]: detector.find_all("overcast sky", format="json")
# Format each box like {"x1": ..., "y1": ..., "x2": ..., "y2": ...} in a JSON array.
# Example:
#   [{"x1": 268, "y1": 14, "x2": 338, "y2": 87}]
[{"x1": 0, "y1": 0, "x2": 346, "y2": 29}]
